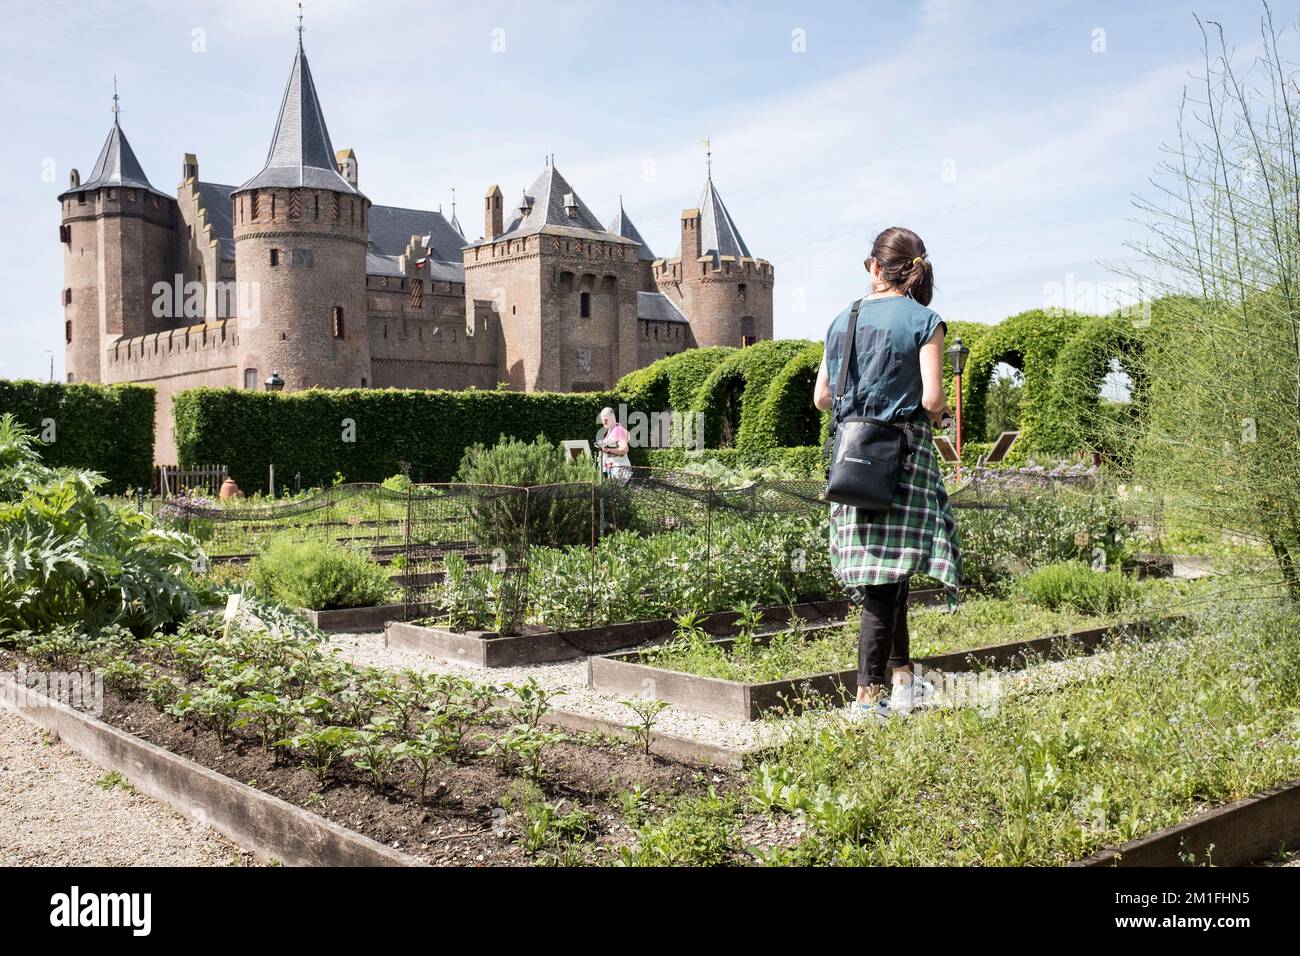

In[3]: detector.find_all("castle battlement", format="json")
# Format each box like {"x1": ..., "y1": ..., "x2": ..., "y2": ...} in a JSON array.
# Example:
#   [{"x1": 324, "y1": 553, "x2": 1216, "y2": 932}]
[{"x1": 107, "y1": 319, "x2": 239, "y2": 367}]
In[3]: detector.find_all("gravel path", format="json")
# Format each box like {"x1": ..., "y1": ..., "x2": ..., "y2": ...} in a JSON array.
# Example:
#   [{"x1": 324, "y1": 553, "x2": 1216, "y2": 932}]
[{"x1": 0, "y1": 707, "x2": 255, "y2": 867}]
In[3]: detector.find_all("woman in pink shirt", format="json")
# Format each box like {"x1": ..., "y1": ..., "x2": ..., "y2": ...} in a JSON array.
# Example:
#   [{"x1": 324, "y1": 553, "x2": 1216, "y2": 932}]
[{"x1": 597, "y1": 407, "x2": 631, "y2": 483}]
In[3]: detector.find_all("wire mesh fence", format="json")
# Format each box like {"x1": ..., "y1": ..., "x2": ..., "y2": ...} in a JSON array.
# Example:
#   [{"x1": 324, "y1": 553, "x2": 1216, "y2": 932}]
[{"x1": 149, "y1": 462, "x2": 1140, "y2": 631}]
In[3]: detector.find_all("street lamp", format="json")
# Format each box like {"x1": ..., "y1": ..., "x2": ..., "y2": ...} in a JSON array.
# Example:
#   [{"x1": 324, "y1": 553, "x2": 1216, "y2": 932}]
[
  {"x1": 264, "y1": 370, "x2": 285, "y2": 393},
  {"x1": 946, "y1": 338, "x2": 970, "y2": 459}
]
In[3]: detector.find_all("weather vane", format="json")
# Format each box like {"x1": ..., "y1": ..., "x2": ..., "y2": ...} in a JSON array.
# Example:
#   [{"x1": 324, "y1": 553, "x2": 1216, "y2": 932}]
[
  {"x1": 704, "y1": 138, "x2": 712, "y2": 178},
  {"x1": 112, "y1": 75, "x2": 119, "y2": 121},
  {"x1": 297, "y1": 3, "x2": 304, "y2": 43}
]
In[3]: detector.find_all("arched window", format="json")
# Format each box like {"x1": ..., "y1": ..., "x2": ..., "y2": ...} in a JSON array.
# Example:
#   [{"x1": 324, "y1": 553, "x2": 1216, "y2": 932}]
[{"x1": 579, "y1": 292, "x2": 591, "y2": 319}]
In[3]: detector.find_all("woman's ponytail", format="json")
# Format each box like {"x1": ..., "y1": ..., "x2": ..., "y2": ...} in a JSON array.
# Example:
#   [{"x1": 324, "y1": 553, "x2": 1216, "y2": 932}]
[{"x1": 870, "y1": 227, "x2": 934, "y2": 306}]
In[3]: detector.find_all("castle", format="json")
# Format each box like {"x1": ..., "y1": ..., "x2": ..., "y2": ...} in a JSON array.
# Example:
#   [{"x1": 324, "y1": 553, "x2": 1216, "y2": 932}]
[{"x1": 58, "y1": 37, "x2": 775, "y2": 463}]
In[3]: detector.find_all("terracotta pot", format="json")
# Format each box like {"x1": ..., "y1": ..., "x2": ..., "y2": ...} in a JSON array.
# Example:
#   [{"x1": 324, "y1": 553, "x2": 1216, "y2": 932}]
[{"x1": 218, "y1": 477, "x2": 243, "y2": 500}]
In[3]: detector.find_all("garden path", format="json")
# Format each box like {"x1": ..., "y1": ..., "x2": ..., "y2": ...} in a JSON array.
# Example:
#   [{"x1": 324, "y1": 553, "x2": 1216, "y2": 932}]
[{"x1": 0, "y1": 706, "x2": 256, "y2": 866}]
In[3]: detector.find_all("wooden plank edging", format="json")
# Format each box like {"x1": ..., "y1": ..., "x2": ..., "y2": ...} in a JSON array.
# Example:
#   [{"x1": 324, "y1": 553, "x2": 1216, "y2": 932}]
[{"x1": 0, "y1": 674, "x2": 425, "y2": 868}]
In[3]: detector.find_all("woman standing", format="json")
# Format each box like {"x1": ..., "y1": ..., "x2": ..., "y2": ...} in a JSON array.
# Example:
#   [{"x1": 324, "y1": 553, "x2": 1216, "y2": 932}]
[{"x1": 813, "y1": 226, "x2": 962, "y2": 722}]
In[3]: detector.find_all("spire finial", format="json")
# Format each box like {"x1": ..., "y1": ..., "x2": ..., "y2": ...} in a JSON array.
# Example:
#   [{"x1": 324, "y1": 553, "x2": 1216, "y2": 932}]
[
  {"x1": 112, "y1": 75, "x2": 120, "y2": 125},
  {"x1": 297, "y1": 2, "x2": 304, "y2": 46},
  {"x1": 704, "y1": 138, "x2": 712, "y2": 179},
  {"x1": 451, "y1": 186, "x2": 457, "y2": 216}
]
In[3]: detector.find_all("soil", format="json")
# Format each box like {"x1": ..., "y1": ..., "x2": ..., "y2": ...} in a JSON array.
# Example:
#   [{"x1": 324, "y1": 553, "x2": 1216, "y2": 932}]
[{"x1": 2, "y1": 648, "x2": 766, "y2": 866}]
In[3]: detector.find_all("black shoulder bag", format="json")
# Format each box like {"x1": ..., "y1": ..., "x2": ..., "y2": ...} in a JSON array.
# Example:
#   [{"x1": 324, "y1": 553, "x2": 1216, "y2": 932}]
[{"x1": 824, "y1": 299, "x2": 910, "y2": 512}]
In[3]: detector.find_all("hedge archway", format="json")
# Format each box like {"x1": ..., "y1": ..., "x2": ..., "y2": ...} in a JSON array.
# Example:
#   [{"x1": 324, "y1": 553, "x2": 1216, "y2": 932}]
[
  {"x1": 744, "y1": 340, "x2": 826, "y2": 450},
  {"x1": 961, "y1": 309, "x2": 1080, "y2": 458},
  {"x1": 691, "y1": 339, "x2": 808, "y2": 448},
  {"x1": 1038, "y1": 312, "x2": 1148, "y2": 459}
]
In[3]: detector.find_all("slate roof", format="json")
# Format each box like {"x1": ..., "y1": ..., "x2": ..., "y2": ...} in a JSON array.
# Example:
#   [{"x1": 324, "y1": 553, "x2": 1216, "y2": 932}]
[
  {"x1": 472, "y1": 164, "x2": 634, "y2": 248},
  {"x1": 607, "y1": 200, "x2": 657, "y2": 261},
  {"x1": 365, "y1": 203, "x2": 466, "y2": 281},
  {"x1": 196, "y1": 182, "x2": 237, "y2": 261},
  {"x1": 239, "y1": 42, "x2": 359, "y2": 194},
  {"x1": 636, "y1": 291, "x2": 689, "y2": 324},
  {"x1": 676, "y1": 177, "x2": 752, "y2": 263},
  {"x1": 60, "y1": 120, "x2": 170, "y2": 201},
  {"x1": 192, "y1": 188, "x2": 466, "y2": 279}
]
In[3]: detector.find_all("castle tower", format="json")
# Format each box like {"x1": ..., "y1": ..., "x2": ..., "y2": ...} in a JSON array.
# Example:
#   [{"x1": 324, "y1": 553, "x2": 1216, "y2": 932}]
[
  {"x1": 231, "y1": 37, "x2": 371, "y2": 391},
  {"x1": 58, "y1": 112, "x2": 176, "y2": 383},
  {"x1": 464, "y1": 163, "x2": 643, "y2": 391},
  {"x1": 655, "y1": 174, "x2": 773, "y2": 349}
]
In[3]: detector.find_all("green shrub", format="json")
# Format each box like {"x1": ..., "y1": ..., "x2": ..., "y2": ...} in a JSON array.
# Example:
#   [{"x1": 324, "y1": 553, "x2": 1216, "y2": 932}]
[
  {"x1": 249, "y1": 539, "x2": 394, "y2": 611},
  {"x1": 0, "y1": 380, "x2": 154, "y2": 493},
  {"x1": 1015, "y1": 561, "x2": 1140, "y2": 614},
  {"x1": 745, "y1": 341, "x2": 827, "y2": 450},
  {"x1": 455, "y1": 435, "x2": 597, "y2": 549}
]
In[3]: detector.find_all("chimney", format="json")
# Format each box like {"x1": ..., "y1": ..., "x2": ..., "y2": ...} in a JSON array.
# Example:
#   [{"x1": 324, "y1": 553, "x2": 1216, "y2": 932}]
[
  {"x1": 336, "y1": 148, "x2": 358, "y2": 188},
  {"x1": 182, "y1": 153, "x2": 199, "y2": 182},
  {"x1": 485, "y1": 184, "x2": 503, "y2": 240},
  {"x1": 681, "y1": 208, "x2": 702, "y2": 264}
]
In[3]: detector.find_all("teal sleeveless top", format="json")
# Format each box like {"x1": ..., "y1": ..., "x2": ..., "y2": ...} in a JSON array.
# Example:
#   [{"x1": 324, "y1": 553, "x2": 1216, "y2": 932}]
[{"x1": 823, "y1": 295, "x2": 946, "y2": 425}]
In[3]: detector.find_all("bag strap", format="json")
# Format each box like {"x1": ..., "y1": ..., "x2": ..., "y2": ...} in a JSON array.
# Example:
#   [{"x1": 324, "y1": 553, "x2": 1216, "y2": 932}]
[{"x1": 832, "y1": 299, "x2": 863, "y2": 426}]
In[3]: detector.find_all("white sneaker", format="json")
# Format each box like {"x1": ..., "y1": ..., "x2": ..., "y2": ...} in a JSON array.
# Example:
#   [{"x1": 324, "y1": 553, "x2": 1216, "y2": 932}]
[
  {"x1": 890, "y1": 678, "x2": 935, "y2": 716},
  {"x1": 846, "y1": 697, "x2": 894, "y2": 724}
]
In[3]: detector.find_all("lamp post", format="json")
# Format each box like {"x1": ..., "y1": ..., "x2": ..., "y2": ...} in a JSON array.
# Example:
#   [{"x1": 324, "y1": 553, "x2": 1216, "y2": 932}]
[
  {"x1": 946, "y1": 338, "x2": 970, "y2": 460},
  {"x1": 264, "y1": 370, "x2": 285, "y2": 393}
]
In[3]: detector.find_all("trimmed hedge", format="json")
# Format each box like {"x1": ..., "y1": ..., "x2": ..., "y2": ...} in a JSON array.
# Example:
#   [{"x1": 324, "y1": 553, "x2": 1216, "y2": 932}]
[
  {"x1": 615, "y1": 347, "x2": 733, "y2": 465},
  {"x1": 0, "y1": 380, "x2": 154, "y2": 492},
  {"x1": 173, "y1": 387, "x2": 614, "y2": 493},
  {"x1": 692, "y1": 339, "x2": 809, "y2": 448}
]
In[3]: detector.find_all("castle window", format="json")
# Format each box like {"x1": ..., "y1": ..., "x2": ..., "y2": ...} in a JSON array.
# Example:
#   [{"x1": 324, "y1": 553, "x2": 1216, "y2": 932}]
[
  {"x1": 738, "y1": 283, "x2": 747, "y2": 301},
  {"x1": 251, "y1": 192, "x2": 260, "y2": 220},
  {"x1": 243, "y1": 368, "x2": 258, "y2": 389},
  {"x1": 410, "y1": 280, "x2": 423, "y2": 309},
  {"x1": 270, "y1": 249, "x2": 279, "y2": 267},
  {"x1": 314, "y1": 195, "x2": 320, "y2": 219},
  {"x1": 271, "y1": 194, "x2": 277, "y2": 219},
  {"x1": 77, "y1": 191, "x2": 86, "y2": 205},
  {"x1": 65, "y1": 320, "x2": 72, "y2": 344},
  {"x1": 361, "y1": 377, "x2": 367, "y2": 387},
  {"x1": 63, "y1": 288, "x2": 71, "y2": 306},
  {"x1": 59, "y1": 224, "x2": 71, "y2": 244},
  {"x1": 579, "y1": 292, "x2": 591, "y2": 319},
  {"x1": 332, "y1": 306, "x2": 345, "y2": 339},
  {"x1": 741, "y1": 334, "x2": 757, "y2": 348}
]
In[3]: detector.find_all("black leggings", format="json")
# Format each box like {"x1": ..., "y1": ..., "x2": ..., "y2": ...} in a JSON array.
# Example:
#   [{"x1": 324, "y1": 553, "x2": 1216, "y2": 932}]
[{"x1": 858, "y1": 579, "x2": 910, "y2": 689}]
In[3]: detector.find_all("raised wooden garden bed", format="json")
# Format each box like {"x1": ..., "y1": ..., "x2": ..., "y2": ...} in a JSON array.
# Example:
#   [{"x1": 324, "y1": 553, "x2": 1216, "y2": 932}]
[
  {"x1": 588, "y1": 616, "x2": 1179, "y2": 722},
  {"x1": 296, "y1": 603, "x2": 405, "y2": 633},
  {"x1": 384, "y1": 589, "x2": 950, "y2": 668},
  {"x1": 0, "y1": 673, "x2": 423, "y2": 867}
]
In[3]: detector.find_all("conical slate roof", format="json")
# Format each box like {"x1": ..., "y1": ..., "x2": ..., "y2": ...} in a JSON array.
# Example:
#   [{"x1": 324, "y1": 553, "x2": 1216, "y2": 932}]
[
  {"x1": 678, "y1": 177, "x2": 752, "y2": 263},
  {"x1": 61, "y1": 119, "x2": 169, "y2": 200},
  {"x1": 239, "y1": 42, "x2": 358, "y2": 194},
  {"x1": 607, "y1": 199, "x2": 656, "y2": 261}
]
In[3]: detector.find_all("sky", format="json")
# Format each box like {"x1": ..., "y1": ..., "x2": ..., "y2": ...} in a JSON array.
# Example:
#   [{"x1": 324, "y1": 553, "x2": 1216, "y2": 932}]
[{"x1": 0, "y1": 0, "x2": 1290, "y2": 381}]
